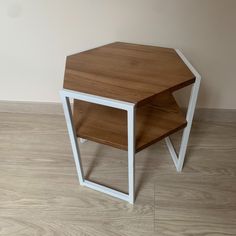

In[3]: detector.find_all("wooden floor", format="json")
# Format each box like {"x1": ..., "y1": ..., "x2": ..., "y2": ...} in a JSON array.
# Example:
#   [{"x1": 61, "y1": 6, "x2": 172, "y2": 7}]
[{"x1": 0, "y1": 111, "x2": 236, "y2": 236}]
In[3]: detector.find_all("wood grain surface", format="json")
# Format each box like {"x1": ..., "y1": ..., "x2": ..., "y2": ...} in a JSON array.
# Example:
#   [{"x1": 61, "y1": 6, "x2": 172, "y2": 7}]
[
  {"x1": 0, "y1": 110, "x2": 236, "y2": 235},
  {"x1": 63, "y1": 42, "x2": 195, "y2": 105},
  {"x1": 73, "y1": 92, "x2": 187, "y2": 152}
]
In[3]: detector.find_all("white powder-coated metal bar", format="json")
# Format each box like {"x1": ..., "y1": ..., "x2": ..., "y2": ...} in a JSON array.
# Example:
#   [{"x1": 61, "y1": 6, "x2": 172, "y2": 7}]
[
  {"x1": 165, "y1": 49, "x2": 201, "y2": 172},
  {"x1": 60, "y1": 89, "x2": 136, "y2": 204}
]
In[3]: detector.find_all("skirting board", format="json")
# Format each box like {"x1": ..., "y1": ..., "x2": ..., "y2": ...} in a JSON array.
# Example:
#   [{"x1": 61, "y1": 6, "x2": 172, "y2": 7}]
[
  {"x1": 0, "y1": 100, "x2": 235, "y2": 123},
  {"x1": 0, "y1": 101, "x2": 63, "y2": 116}
]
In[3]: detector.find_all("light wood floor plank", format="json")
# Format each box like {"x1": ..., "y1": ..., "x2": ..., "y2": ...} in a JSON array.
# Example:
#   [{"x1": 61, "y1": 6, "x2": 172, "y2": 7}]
[{"x1": 0, "y1": 111, "x2": 235, "y2": 235}]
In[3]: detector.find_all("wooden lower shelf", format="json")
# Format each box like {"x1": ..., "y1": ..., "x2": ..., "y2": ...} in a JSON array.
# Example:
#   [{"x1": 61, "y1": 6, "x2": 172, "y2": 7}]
[{"x1": 73, "y1": 92, "x2": 187, "y2": 153}]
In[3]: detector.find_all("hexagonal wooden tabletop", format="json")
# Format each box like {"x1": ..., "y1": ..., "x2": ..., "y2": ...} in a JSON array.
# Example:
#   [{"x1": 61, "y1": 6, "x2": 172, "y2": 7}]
[{"x1": 63, "y1": 42, "x2": 195, "y2": 105}]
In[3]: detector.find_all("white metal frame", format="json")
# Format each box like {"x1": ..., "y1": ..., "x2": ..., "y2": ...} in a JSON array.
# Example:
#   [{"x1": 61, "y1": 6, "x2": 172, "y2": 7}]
[
  {"x1": 60, "y1": 49, "x2": 201, "y2": 203},
  {"x1": 165, "y1": 49, "x2": 201, "y2": 172},
  {"x1": 60, "y1": 89, "x2": 136, "y2": 204}
]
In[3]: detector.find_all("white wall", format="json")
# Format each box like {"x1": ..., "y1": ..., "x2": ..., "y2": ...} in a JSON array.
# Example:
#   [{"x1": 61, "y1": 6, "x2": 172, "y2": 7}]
[{"x1": 0, "y1": 0, "x2": 235, "y2": 109}]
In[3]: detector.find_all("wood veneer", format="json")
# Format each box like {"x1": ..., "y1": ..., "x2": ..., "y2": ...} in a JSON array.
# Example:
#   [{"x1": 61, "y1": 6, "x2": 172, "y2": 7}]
[
  {"x1": 64, "y1": 42, "x2": 195, "y2": 105},
  {"x1": 73, "y1": 92, "x2": 187, "y2": 152}
]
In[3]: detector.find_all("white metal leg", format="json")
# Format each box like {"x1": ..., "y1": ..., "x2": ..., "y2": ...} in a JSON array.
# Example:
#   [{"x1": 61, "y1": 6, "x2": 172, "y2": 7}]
[
  {"x1": 165, "y1": 136, "x2": 178, "y2": 168},
  {"x1": 80, "y1": 138, "x2": 87, "y2": 144},
  {"x1": 60, "y1": 95, "x2": 84, "y2": 185},
  {"x1": 60, "y1": 90, "x2": 136, "y2": 204},
  {"x1": 127, "y1": 106, "x2": 136, "y2": 204},
  {"x1": 165, "y1": 49, "x2": 201, "y2": 172}
]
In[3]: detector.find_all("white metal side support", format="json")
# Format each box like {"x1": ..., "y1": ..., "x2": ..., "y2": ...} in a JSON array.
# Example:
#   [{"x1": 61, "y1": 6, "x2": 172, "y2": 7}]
[
  {"x1": 60, "y1": 89, "x2": 136, "y2": 204},
  {"x1": 80, "y1": 138, "x2": 87, "y2": 144},
  {"x1": 165, "y1": 49, "x2": 201, "y2": 172}
]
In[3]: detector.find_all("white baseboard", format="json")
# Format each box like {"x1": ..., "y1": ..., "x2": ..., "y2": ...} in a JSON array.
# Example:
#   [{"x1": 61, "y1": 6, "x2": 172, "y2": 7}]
[
  {"x1": 192, "y1": 108, "x2": 236, "y2": 123},
  {"x1": 0, "y1": 100, "x2": 235, "y2": 123},
  {"x1": 0, "y1": 100, "x2": 63, "y2": 115}
]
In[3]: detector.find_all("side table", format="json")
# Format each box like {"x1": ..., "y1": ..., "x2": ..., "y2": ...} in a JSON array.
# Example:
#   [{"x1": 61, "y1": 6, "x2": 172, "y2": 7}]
[{"x1": 60, "y1": 42, "x2": 201, "y2": 204}]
